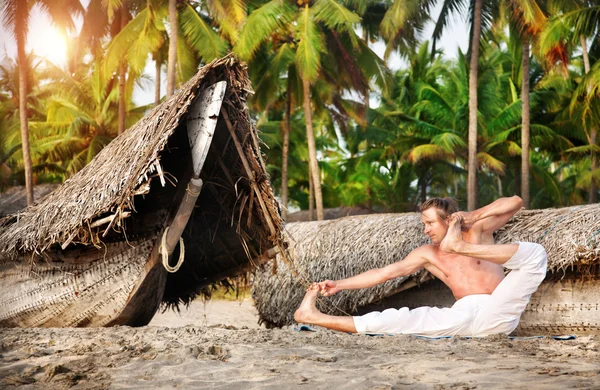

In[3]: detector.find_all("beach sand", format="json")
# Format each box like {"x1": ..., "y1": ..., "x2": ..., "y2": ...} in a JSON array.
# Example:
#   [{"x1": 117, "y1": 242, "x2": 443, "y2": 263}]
[{"x1": 1, "y1": 299, "x2": 599, "y2": 389}]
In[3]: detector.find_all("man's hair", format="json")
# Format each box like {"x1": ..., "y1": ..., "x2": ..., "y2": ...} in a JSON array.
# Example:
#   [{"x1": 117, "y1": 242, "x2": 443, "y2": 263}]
[{"x1": 420, "y1": 197, "x2": 459, "y2": 221}]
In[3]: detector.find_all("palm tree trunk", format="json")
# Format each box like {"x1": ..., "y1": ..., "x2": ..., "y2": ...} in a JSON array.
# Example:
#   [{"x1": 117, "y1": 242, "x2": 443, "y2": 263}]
[
  {"x1": 308, "y1": 164, "x2": 314, "y2": 221},
  {"x1": 302, "y1": 77, "x2": 324, "y2": 220},
  {"x1": 581, "y1": 35, "x2": 597, "y2": 203},
  {"x1": 521, "y1": 40, "x2": 530, "y2": 209},
  {"x1": 467, "y1": 0, "x2": 483, "y2": 211},
  {"x1": 281, "y1": 73, "x2": 292, "y2": 220},
  {"x1": 117, "y1": 4, "x2": 128, "y2": 135},
  {"x1": 497, "y1": 174, "x2": 503, "y2": 197},
  {"x1": 16, "y1": 21, "x2": 33, "y2": 205},
  {"x1": 154, "y1": 57, "x2": 161, "y2": 106},
  {"x1": 362, "y1": 27, "x2": 370, "y2": 122},
  {"x1": 167, "y1": 0, "x2": 178, "y2": 97}
]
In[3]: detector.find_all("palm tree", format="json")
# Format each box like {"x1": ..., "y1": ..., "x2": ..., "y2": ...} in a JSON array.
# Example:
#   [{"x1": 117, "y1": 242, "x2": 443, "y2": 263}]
[
  {"x1": 235, "y1": 0, "x2": 389, "y2": 220},
  {"x1": 431, "y1": 0, "x2": 501, "y2": 210},
  {"x1": 167, "y1": 0, "x2": 177, "y2": 96},
  {"x1": 78, "y1": 0, "x2": 141, "y2": 136},
  {"x1": 1, "y1": 0, "x2": 82, "y2": 204},
  {"x1": 503, "y1": 0, "x2": 548, "y2": 209},
  {"x1": 105, "y1": 0, "x2": 235, "y2": 103},
  {"x1": 539, "y1": 1, "x2": 600, "y2": 202},
  {"x1": 30, "y1": 57, "x2": 148, "y2": 175}
]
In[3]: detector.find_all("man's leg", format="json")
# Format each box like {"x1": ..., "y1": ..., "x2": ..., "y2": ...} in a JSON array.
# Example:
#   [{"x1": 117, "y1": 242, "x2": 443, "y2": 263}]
[
  {"x1": 294, "y1": 284, "x2": 476, "y2": 336},
  {"x1": 294, "y1": 285, "x2": 357, "y2": 333}
]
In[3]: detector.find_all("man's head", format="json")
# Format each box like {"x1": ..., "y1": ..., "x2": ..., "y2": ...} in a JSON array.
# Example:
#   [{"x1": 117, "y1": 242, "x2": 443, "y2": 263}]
[{"x1": 420, "y1": 197, "x2": 459, "y2": 244}]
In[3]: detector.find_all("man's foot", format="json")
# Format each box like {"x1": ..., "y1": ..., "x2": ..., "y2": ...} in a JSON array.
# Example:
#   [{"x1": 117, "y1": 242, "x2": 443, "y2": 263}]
[
  {"x1": 294, "y1": 285, "x2": 322, "y2": 324},
  {"x1": 440, "y1": 215, "x2": 465, "y2": 253}
]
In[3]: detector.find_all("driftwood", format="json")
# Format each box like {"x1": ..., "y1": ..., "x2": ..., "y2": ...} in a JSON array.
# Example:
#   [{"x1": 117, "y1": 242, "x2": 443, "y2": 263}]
[
  {"x1": 0, "y1": 55, "x2": 285, "y2": 328},
  {"x1": 252, "y1": 205, "x2": 600, "y2": 334}
]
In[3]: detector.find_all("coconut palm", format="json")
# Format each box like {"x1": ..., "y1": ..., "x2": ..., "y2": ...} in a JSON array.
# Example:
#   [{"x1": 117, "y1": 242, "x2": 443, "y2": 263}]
[
  {"x1": 538, "y1": 1, "x2": 600, "y2": 202},
  {"x1": 235, "y1": 0, "x2": 389, "y2": 220},
  {"x1": 500, "y1": 0, "x2": 548, "y2": 209},
  {"x1": 105, "y1": 0, "x2": 238, "y2": 103},
  {"x1": 78, "y1": 0, "x2": 145, "y2": 135},
  {"x1": 29, "y1": 57, "x2": 148, "y2": 176},
  {"x1": 1, "y1": 0, "x2": 83, "y2": 204},
  {"x1": 431, "y1": 0, "x2": 503, "y2": 210}
]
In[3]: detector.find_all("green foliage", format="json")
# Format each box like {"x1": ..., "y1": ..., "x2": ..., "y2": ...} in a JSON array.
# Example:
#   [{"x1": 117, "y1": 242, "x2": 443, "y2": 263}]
[{"x1": 1, "y1": 0, "x2": 599, "y2": 209}]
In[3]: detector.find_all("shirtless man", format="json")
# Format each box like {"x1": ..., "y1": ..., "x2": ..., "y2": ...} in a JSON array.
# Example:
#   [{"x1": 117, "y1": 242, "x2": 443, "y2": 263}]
[{"x1": 293, "y1": 196, "x2": 547, "y2": 337}]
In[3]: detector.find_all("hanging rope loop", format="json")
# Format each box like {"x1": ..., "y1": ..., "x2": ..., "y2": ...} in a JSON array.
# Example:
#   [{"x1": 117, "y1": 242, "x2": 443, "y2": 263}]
[{"x1": 160, "y1": 226, "x2": 185, "y2": 273}]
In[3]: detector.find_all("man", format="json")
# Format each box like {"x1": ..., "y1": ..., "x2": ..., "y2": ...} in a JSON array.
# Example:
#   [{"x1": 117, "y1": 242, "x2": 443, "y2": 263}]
[{"x1": 293, "y1": 196, "x2": 547, "y2": 337}]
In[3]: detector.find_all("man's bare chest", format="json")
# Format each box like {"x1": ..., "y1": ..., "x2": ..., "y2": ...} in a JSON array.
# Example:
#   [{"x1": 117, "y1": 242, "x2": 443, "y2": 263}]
[{"x1": 434, "y1": 253, "x2": 483, "y2": 280}]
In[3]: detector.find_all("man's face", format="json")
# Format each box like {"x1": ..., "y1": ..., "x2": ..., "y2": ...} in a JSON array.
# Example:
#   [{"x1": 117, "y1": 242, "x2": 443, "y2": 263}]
[{"x1": 421, "y1": 208, "x2": 449, "y2": 245}]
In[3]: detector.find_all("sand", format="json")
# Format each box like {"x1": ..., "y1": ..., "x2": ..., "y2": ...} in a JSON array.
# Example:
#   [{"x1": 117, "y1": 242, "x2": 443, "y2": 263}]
[{"x1": 1, "y1": 299, "x2": 599, "y2": 389}]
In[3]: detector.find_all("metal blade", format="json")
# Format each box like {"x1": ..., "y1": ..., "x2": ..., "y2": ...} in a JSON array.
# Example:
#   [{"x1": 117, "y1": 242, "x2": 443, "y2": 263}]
[{"x1": 186, "y1": 81, "x2": 227, "y2": 177}]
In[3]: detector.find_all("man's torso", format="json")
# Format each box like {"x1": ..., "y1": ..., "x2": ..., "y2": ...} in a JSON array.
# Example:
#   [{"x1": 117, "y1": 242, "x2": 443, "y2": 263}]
[{"x1": 422, "y1": 228, "x2": 505, "y2": 300}]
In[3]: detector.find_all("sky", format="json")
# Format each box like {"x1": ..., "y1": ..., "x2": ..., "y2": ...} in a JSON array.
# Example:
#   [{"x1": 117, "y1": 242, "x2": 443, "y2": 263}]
[{"x1": 0, "y1": 2, "x2": 470, "y2": 106}]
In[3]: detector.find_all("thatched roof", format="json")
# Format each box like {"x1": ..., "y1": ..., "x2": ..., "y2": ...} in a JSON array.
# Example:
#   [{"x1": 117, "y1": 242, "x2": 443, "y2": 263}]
[
  {"x1": 252, "y1": 204, "x2": 600, "y2": 327},
  {"x1": 0, "y1": 55, "x2": 285, "y2": 306}
]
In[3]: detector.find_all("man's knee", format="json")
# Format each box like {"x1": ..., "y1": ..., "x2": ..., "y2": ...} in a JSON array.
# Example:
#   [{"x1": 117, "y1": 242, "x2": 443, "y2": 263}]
[{"x1": 508, "y1": 242, "x2": 547, "y2": 277}]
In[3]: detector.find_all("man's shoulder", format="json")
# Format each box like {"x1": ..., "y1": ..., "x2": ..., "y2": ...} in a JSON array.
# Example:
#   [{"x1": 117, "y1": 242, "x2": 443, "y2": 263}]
[{"x1": 413, "y1": 244, "x2": 438, "y2": 258}]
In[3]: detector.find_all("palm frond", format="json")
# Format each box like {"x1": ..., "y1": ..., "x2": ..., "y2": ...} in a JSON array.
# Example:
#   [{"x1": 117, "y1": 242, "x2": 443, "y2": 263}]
[
  {"x1": 296, "y1": 6, "x2": 325, "y2": 82},
  {"x1": 234, "y1": 0, "x2": 296, "y2": 60},
  {"x1": 477, "y1": 151, "x2": 506, "y2": 174},
  {"x1": 432, "y1": 132, "x2": 466, "y2": 151},
  {"x1": 313, "y1": 0, "x2": 361, "y2": 39},
  {"x1": 431, "y1": 0, "x2": 468, "y2": 55},
  {"x1": 180, "y1": 2, "x2": 229, "y2": 62},
  {"x1": 408, "y1": 144, "x2": 453, "y2": 163}
]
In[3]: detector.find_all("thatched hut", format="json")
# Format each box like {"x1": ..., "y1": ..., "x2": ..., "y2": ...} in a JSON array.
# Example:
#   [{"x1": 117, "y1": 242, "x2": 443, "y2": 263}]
[
  {"x1": 0, "y1": 55, "x2": 285, "y2": 328},
  {"x1": 252, "y1": 205, "x2": 600, "y2": 335}
]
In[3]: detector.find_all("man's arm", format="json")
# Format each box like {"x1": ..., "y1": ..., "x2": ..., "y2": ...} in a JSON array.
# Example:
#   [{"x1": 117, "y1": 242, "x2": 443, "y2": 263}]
[
  {"x1": 457, "y1": 195, "x2": 522, "y2": 234},
  {"x1": 317, "y1": 248, "x2": 429, "y2": 296}
]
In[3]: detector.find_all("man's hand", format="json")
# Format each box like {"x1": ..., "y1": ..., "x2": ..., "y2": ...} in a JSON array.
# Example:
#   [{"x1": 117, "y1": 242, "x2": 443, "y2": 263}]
[
  {"x1": 452, "y1": 211, "x2": 474, "y2": 230},
  {"x1": 315, "y1": 280, "x2": 340, "y2": 296}
]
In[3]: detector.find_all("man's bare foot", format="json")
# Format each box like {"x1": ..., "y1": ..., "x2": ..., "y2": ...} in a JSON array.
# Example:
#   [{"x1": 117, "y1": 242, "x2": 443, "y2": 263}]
[
  {"x1": 440, "y1": 215, "x2": 465, "y2": 253},
  {"x1": 294, "y1": 285, "x2": 322, "y2": 324}
]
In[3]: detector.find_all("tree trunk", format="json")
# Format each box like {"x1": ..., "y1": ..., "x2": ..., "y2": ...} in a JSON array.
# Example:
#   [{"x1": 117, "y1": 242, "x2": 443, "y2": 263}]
[
  {"x1": 154, "y1": 57, "x2": 161, "y2": 106},
  {"x1": 167, "y1": 0, "x2": 178, "y2": 97},
  {"x1": 16, "y1": 15, "x2": 33, "y2": 205},
  {"x1": 521, "y1": 40, "x2": 531, "y2": 209},
  {"x1": 514, "y1": 163, "x2": 521, "y2": 196},
  {"x1": 281, "y1": 73, "x2": 292, "y2": 220},
  {"x1": 581, "y1": 35, "x2": 597, "y2": 204},
  {"x1": 302, "y1": 77, "x2": 324, "y2": 220},
  {"x1": 497, "y1": 174, "x2": 503, "y2": 197},
  {"x1": 308, "y1": 164, "x2": 314, "y2": 221},
  {"x1": 467, "y1": 0, "x2": 482, "y2": 211},
  {"x1": 362, "y1": 27, "x2": 369, "y2": 123},
  {"x1": 581, "y1": 35, "x2": 591, "y2": 74},
  {"x1": 117, "y1": 4, "x2": 128, "y2": 135}
]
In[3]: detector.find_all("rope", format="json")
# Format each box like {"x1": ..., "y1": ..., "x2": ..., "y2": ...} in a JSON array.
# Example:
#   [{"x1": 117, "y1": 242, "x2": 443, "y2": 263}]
[{"x1": 160, "y1": 227, "x2": 185, "y2": 273}]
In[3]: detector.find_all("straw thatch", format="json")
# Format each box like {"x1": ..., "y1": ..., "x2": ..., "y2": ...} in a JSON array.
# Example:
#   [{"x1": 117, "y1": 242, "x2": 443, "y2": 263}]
[
  {"x1": 252, "y1": 204, "x2": 600, "y2": 328},
  {"x1": 0, "y1": 55, "x2": 284, "y2": 316}
]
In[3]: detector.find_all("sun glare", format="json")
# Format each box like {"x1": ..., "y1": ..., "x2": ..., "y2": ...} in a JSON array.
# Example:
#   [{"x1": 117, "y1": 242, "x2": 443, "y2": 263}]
[{"x1": 30, "y1": 27, "x2": 68, "y2": 66}]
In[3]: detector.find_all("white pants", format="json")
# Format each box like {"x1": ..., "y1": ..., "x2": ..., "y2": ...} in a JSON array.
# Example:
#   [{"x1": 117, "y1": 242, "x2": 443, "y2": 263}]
[{"x1": 353, "y1": 242, "x2": 547, "y2": 337}]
